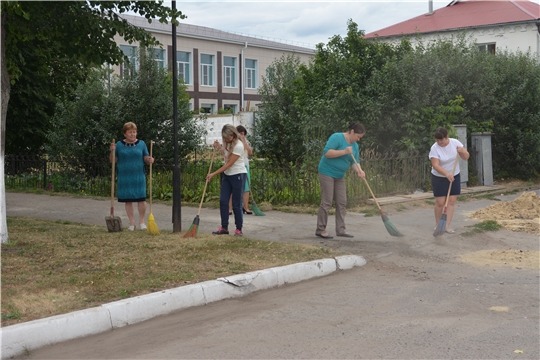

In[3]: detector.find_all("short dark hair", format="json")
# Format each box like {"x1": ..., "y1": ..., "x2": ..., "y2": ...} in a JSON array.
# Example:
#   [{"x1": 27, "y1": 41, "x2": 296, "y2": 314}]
[
  {"x1": 348, "y1": 123, "x2": 366, "y2": 134},
  {"x1": 434, "y1": 127, "x2": 448, "y2": 140},
  {"x1": 236, "y1": 125, "x2": 247, "y2": 135}
]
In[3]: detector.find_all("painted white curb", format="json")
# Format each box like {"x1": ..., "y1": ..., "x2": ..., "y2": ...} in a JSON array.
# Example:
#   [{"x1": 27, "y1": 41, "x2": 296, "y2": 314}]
[
  {"x1": 336, "y1": 254, "x2": 367, "y2": 269},
  {"x1": 1, "y1": 256, "x2": 366, "y2": 359},
  {"x1": 103, "y1": 282, "x2": 207, "y2": 328},
  {"x1": 1, "y1": 307, "x2": 111, "y2": 359}
]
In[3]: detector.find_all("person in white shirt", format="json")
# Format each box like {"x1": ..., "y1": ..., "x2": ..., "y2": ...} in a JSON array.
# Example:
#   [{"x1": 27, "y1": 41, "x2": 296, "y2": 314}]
[
  {"x1": 208, "y1": 124, "x2": 247, "y2": 236},
  {"x1": 429, "y1": 127, "x2": 470, "y2": 234}
]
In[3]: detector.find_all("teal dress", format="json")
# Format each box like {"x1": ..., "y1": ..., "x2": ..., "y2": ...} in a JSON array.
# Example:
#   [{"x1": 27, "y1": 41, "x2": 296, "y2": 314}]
[{"x1": 115, "y1": 140, "x2": 149, "y2": 202}]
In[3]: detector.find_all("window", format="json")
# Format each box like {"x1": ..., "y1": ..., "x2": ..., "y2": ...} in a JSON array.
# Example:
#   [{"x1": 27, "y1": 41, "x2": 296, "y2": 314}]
[
  {"x1": 478, "y1": 43, "x2": 496, "y2": 54},
  {"x1": 223, "y1": 104, "x2": 237, "y2": 114},
  {"x1": 149, "y1": 48, "x2": 165, "y2": 69},
  {"x1": 223, "y1": 56, "x2": 237, "y2": 88},
  {"x1": 177, "y1": 51, "x2": 191, "y2": 84},
  {"x1": 200, "y1": 54, "x2": 215, "y2": 86},
  {"x1": 245, "y1": 59, "x2": 257, "y2": 89},
  {"x1": 200, "y1": 103, "x2": 215, "y2": 114},
  {"x1": 119, "y1": 45, "x2": 138, "y2": 78}
]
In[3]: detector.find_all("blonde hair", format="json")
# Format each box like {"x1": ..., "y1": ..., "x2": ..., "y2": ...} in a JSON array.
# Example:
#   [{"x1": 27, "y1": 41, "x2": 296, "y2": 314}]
[
  {"x1": 122, "y1": 122, "x2": 137, "y2": 134},
  {"x1": 221, "y1": 124, "x2": 240, "y2": 153}
]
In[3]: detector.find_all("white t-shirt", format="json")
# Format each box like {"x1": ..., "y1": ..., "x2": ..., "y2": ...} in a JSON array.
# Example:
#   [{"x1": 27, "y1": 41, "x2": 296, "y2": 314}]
[
  {"x1": 429, "y1": 138, "x2": 463, "y2": 177},
  {"x1": 224, "y1": 140, "x2": 247, "y2": 176}
]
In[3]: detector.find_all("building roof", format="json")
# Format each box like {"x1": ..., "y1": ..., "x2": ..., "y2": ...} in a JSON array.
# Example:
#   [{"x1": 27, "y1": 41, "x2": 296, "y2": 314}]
[
  {"x1": 120, "y1": 14, "x2": 316, "y2": 55},
  {"x1": 365, "y1": 0, "x2": 540, "y2": 39}
]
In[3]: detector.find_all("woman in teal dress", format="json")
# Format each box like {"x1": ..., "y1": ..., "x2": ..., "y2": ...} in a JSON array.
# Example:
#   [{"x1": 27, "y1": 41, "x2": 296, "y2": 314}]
[{"x1": 110, "y1": 122, "x2": 154, "y2": 231}]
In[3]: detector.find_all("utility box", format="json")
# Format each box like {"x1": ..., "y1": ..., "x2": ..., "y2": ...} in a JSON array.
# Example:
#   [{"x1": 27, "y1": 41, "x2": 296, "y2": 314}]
[
  {"x1": 453, "y1": 124, "x2": 468, "y2": 188},
  {"x1": 471, "y1": 132, "x2": 494, "y2": 186}
]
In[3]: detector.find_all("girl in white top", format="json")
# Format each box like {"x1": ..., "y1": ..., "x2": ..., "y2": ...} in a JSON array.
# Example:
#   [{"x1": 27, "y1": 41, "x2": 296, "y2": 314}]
[
  {"x1": 207, "y1": 124, "x2": 247, "y2": 236},
  {"x1": 429, "y1": 127, "x2": 470, "y2": 234}
]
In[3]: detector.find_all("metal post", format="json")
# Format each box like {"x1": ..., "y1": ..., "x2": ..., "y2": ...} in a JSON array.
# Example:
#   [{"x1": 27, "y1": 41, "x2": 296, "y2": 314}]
[
  {"x1": 471, "y1": 132, "x2": 494, "y2": 186},
  {"x1": 171, "y1": 1, "x2": 182, "y2": 232},
  {"x1": 453, "y1": 124, "x2": 468, "y2": 188}
]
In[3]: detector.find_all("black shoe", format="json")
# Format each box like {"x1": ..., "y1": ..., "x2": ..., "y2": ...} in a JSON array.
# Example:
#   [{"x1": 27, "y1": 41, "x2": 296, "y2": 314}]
[
  {"x1": 243, "y1": 208, "x2": 253, "y2": 215},
  {"x1": 229, "y1": 211, "x2": 232, "y2": 215},
  {"x1": 212, "y1": 226, "x2": 229, "y2": 235},
  {"x1": 315, "y1": 233, "x2": 333, "y2": 239}
]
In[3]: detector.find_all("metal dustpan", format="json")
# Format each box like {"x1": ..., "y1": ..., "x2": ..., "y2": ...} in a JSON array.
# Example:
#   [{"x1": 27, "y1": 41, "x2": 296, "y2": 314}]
[{"x1": 106, "y1": 214, "x2": 123, "y2": 232}]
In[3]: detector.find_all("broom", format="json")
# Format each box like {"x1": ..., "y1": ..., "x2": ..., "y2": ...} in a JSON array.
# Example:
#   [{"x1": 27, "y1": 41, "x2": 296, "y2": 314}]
[
  {"x1": 433, "y1": 154, "x2": 459, "y2": 237},
  {"x1": 247, "y1": 176, "x2": 265, "y2": 216},
  {"x1": 182, "y1": 147, "x2": 216, "y2": 238},
  {"x1": 147, "y1": 140, "x2": 160, "y2": 235},
  {"x1": 351, "y1": 154, "x2": 404, "y2": 237}
]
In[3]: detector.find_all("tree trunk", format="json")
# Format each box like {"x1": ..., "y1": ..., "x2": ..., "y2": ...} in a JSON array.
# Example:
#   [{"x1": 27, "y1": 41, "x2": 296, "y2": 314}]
[{"x1": 1, "y1": 11, "x2": 11, "y2": 244}]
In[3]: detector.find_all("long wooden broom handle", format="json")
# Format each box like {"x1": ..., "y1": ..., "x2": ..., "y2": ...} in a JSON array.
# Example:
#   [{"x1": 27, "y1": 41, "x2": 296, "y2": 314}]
[
  {"x1": 197, "y1": 147, "x2": 216, "y2": 216},
  {"x1": 111, "y1": 139, "x2": 115, "y2": 215},
  {"x1": 349, "y1": 153, "x2": 383, "y2": 212},
  {"x1": 443, "y1": 153, "x2": 460, "y2": 208},
  {"x1": 149, "y1": 140, "x2": 153, "y2": 214}
]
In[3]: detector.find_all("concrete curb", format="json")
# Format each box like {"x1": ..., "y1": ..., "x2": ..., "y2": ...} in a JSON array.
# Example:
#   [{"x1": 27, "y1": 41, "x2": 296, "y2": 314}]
[{"x1": 1, "y1": 255, "x2": 366, "y2": 359}]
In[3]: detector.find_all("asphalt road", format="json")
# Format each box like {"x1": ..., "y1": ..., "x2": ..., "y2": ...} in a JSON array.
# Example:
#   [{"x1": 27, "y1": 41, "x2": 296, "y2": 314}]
[{"x1": 5, "y1": 190, "x2": 540, "y2": 359}]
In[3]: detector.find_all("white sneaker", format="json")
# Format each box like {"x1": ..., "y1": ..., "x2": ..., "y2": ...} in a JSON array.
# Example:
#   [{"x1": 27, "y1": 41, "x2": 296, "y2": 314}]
[
  {"x1": 139, "y1": 223, "x2": 147, "y2": 230},
  {"x1": 128, "y1": 225, "x2": 135, "y2": 231}
]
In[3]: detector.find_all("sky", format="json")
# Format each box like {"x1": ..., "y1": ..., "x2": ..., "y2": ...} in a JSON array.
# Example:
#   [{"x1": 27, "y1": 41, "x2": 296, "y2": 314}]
[{"x1": 163, "y1": 1, "x2": 452, "y2": 48}]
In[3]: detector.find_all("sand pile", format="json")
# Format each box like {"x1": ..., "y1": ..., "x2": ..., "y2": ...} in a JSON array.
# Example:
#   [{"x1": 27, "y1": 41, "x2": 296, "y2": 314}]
[
  {"x1": 460, "y1": 249, "x2": 538, "y2": 269},
  {"x1": 470, "y1": 191, "x2": 540, "y2": 235}
]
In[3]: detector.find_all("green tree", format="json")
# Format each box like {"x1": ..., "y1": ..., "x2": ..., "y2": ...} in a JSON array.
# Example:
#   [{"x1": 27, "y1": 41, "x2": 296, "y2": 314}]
[
  {"x1": 104, "y1": 50, "x2": 206, "y2": 162},
  {"x1": 46, "y1": 51, "x2": 205, "y2": 165},
  {"x1": 486, "y1": 50, "x2": 540, "y2": 179},
  {"x1": 1, "y1": 1, "x2": 185, "y2": 243},
  {"x1": 252, "y1": 54, "x2": 305, "y2": 166}
]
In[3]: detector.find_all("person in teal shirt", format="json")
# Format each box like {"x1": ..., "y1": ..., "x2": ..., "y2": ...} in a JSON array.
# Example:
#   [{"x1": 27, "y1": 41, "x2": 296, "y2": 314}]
[{"x1": 316, "y1": 123, "x2": 366, "y2": 239}]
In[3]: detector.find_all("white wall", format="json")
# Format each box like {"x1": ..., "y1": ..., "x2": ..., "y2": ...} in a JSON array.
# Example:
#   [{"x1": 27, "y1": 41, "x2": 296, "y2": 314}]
[
  {"x1": 200, "y1": 112, "x2": 255, "y2": 146},
  {"x1": 381, "y1": 22, "x2": 539, "y2": 61}
]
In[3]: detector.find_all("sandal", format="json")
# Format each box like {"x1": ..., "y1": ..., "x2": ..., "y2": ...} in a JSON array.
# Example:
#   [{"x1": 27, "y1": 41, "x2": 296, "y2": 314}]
[{"x1": 446, "y1": 229, "x2": 455, "y2": 234}]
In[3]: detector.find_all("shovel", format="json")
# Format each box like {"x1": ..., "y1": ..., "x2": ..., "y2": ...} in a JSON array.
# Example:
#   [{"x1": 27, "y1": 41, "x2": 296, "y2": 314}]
[{"x1": 106, "y1": 139, "x2": 123, "y2": 232}]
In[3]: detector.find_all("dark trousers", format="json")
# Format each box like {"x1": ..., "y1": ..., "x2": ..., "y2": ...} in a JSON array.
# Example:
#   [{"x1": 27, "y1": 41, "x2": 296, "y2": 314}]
[{"x1": 220, "y1": 172, "x2": 245, "y2": 230}]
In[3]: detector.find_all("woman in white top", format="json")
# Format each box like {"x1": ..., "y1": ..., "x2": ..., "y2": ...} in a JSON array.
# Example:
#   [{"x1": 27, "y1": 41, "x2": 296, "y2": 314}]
[
  {"x1": 208, "y1": 124, "x2": 247, "y2": 236},
  {"x1": 429, "y1": 127, "x2": 470, "y2": 234}
]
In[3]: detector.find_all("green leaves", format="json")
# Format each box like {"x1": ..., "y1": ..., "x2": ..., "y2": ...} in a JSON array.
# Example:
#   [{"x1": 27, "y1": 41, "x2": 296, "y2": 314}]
[
  {"x1": 253, "y1": 20, "x2": 539, "y2": 181},
  {"x1": 46, "y1": 51, "x2": 205, "y2": 164}
]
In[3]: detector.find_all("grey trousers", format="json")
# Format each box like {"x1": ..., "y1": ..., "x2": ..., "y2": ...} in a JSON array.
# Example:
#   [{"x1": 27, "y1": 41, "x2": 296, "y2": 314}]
[{"x1": 316, "y1": 173, "x2": 347, "y2": 235}]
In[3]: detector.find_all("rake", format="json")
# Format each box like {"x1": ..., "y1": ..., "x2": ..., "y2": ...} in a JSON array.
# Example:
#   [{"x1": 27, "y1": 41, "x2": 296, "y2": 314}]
[
  {"x1": 182, "y1": 147, "x2": 216, "y2": 238},
  {"x1": 351, "y1": 154, "x2": 404, "y2": 237}
]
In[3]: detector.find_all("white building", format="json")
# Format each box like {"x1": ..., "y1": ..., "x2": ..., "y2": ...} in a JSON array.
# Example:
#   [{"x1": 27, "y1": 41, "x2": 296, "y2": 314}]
[
  {"x1": 365, "y1": 0, "x2": 540, "y2": 61},
  {"x1": 112, "y1": 14, "x2": 315, "y2": 114}
]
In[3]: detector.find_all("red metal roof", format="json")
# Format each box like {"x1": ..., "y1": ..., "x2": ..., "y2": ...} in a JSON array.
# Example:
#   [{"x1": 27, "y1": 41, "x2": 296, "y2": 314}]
[{"x1": 365, "y1": 0, "x2": 540, "y2": 39}]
